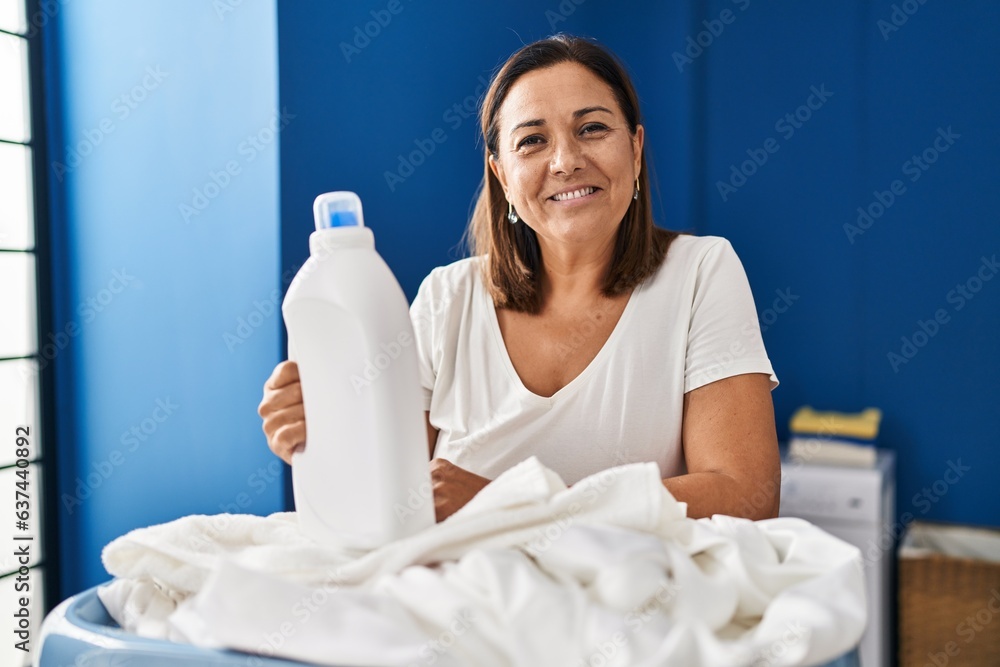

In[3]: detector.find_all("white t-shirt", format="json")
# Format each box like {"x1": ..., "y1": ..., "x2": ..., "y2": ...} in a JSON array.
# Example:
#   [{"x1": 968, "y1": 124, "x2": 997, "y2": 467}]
[{"x1": 409, "y1": 234, "x2": 777, "y2": 485}]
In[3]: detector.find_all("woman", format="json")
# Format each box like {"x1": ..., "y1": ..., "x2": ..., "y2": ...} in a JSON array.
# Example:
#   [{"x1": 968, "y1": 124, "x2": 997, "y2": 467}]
[{"x1": 259, "y1": 35, "x2": 780, "y2": 523}]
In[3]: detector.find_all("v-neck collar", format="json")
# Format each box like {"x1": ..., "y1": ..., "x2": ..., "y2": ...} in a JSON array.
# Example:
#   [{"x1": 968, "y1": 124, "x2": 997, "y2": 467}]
[{"x1": 482, "y1": 277, "x2": 644, "y2": 407}]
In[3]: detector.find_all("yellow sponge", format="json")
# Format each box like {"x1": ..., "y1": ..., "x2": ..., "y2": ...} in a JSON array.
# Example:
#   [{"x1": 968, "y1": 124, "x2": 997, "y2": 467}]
[{"x1": 789, "y1": 406, "x2": 882, "y2": 441}]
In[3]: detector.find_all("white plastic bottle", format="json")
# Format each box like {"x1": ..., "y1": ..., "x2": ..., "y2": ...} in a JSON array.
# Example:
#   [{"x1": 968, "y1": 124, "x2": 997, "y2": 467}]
[{"x1": 282, "y1": 191, "x2": 435, "y2": 550}]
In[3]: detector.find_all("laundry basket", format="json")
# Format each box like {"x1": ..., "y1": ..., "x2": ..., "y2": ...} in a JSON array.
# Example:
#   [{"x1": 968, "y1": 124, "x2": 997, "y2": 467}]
[
  {"x1": 37, "y1": 583, "x2": 862, "y2": 667},
  {"x1": 898, "y1": 521, "x2": 1000, "y2": 667},
  {"x1": 36, "y1": 584, "x2": 311, "y2": 667}
]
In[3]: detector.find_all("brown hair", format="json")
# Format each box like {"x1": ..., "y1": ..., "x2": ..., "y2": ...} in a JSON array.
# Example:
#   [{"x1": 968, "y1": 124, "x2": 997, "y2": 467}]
[{"x1": 467, "y1": 34, "x2": 677, "y2": 314}]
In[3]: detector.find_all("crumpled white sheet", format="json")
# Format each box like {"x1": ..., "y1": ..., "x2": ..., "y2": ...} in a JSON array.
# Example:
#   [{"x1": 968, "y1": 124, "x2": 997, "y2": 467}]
[{"x1": 99, "y1": 456, "x2": 865, "y2": 666}]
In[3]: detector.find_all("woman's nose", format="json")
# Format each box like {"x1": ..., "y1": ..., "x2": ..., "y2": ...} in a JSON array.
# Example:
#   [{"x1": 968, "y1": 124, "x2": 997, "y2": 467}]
[{"x1": 548, "y1": 137, "x2": 586, "y2": 175}]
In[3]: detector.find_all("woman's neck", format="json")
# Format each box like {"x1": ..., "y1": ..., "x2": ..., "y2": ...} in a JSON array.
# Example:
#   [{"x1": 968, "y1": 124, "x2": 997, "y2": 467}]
[{"x1": 535, "y1": 234, "x2": 617, "y2": 309}]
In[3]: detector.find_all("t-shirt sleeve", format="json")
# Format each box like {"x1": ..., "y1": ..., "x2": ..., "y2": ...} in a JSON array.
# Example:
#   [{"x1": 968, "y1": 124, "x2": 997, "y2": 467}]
[
  {"x1": 683, "y1": 239, "x2": 778, "y2": 393},
  {"x1": 409, "y1": 271, "x2": 438, "y2": 412}
]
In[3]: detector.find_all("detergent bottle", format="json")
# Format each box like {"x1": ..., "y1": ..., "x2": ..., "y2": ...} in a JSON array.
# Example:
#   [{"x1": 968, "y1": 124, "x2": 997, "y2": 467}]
[{"x1": 282, "y1": 191, "x2": 435, "y2": 550}]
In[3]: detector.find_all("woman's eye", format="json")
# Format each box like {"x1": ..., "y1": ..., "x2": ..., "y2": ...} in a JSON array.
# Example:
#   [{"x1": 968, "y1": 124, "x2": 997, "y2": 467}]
[
  {"x1": 582, "y1": 123, "x2": 608, "y2": 134},
  {"x1": 517, "y1": 135, "x2": 543, "y2": 149}
]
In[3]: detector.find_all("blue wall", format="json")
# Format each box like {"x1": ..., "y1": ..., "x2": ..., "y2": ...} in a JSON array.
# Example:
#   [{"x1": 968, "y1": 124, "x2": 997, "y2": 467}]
[
  {"x1": 279, "y1": 0, "x2": 999, "y2": 527},
  {"x1": 47, "y1": 0, "x2": 283, "y2": 596},
  {"x1": 700, "y1": 0, "x2": 1000, "y2": 527}
]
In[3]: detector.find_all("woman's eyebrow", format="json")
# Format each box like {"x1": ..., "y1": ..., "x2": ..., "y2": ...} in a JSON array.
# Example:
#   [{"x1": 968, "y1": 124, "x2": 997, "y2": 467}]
[
  {"x1": 573, "y1": 105, "x2": 613, "y2": 119},
  {"x1": 509, "y1": 106, "x2": 614, "y2": 135},
  {"x1": 509, "y1": 118, "x2": 545, "y2": 135}
]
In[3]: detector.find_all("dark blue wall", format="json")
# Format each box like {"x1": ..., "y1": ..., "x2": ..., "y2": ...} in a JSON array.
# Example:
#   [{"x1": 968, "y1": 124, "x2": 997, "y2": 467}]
[
  {"x1": 47, "y1": 0, "x2": 283, "y2": 596},
  {"x1": 700, "y1": 0, "x2": 999, "y2": 527},
  {"x1": 279, "y1": 0, "x2": 999, "y2": 528}
]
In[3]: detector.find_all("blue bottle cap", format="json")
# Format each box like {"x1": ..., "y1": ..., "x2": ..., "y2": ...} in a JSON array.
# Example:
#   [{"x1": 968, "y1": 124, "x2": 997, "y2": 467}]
[
  {"x1": 328, "y1": 211, "x2": 358, "y2": 227},
  {"x1": 313, "y1": 192, "x2": 365, "y2": 231}
]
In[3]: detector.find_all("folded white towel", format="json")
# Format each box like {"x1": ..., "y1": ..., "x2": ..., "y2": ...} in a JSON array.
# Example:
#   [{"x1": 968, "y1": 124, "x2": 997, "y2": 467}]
[{"x1": 99, "y1": 456, "x2": 865, "y2": 666}]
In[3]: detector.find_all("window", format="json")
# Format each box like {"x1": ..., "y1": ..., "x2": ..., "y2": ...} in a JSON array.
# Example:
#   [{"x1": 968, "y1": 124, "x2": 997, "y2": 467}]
[{"x1": 1, "y1": 0, "x2": 54, "y2": 663}]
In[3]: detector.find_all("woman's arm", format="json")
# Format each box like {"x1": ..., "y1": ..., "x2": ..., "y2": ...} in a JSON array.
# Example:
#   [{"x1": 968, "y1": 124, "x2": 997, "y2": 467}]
[
  {"x1": 425, "y1": 411, "x2": 490, "y2": 522},
  {"x1": 664, "y1": 373, "x2": 780, "y2": 520},
  {"x1": 423, "y1": 372, "x2": 781, "y2": 523}
]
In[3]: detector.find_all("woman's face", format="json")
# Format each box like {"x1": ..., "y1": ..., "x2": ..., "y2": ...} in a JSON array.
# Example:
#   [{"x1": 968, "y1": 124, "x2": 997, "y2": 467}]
[{"x1": 489, "y1": 61, "x2": 643, "y2": 252}]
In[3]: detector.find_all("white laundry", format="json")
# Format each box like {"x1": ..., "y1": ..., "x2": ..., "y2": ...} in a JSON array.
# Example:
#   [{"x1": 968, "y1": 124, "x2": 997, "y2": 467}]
[{"x1": 99, "y1": 456, "x2": 865, "y2": 666}]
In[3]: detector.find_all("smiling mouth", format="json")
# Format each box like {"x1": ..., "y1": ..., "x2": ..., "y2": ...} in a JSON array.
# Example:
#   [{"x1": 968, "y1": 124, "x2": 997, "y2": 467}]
[{"x1": 550, "y1": 186, "x2": 600, "y2": 202}]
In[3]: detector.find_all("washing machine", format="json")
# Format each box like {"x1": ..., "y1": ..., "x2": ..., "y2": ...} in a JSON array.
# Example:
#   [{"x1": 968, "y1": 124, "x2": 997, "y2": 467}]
[{"x1": 780, "y1": 448, "x2": 896, "y2": 667}]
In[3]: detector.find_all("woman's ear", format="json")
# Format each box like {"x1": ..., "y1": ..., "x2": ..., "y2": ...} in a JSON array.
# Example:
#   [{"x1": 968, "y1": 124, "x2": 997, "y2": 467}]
[
  {"x1": 632, "y1": 124, "x2": 645, "y2": 178},
  {"x1": 489, "y1": 154, "x2": 508, "y2": 195}
]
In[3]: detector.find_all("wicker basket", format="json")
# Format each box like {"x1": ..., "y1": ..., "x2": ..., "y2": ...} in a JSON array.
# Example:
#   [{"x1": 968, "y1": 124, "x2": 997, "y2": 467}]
[{"x1": 898, "y1": 521, "x2": 1000, "y2": 667}]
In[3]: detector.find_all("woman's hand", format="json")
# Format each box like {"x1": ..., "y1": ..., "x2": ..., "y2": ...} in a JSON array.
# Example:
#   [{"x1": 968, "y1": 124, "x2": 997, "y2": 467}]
[
  {"x1": 258, "y1": 361, "x2": 306, "y2": 465},
  {"x1": 430, "y1": 458, "x2": 490, "y2": 522},
  {"x1": 259, "y1": 362, "x2": 479, "y2": 519}
]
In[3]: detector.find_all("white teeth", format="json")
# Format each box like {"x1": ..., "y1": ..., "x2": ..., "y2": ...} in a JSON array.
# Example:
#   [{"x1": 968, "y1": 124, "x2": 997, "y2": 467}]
[{"x1": 552, "y1": 187, "x2": 596, "y2": 201}]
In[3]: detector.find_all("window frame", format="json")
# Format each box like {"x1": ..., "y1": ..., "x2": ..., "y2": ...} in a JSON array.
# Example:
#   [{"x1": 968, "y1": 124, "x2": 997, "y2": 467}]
[{"x1": 0, "y1": 0, "x2": 60, "y2": 615}]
